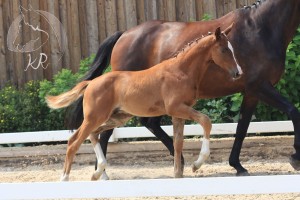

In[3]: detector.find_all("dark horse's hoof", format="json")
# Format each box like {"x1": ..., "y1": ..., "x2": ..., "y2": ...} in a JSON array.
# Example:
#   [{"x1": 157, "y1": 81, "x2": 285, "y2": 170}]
[
  {"x1": 236, "y1": 170, "x2": 250, "y2": 176},
  {"x1": 289, "y1": 156, "x2": 300, "y2": 171}
]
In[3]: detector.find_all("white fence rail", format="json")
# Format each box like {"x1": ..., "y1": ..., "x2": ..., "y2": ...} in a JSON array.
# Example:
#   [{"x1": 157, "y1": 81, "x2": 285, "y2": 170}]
[
  {"x1": 1, "y1": 175, "x2": 300, "y2": 199},
  {"x1": 0, "y1": 121, "x2": 299, "y2": 199},
  {"x1": 0, "y1": 121, "x2": 294, "y2": 144}
]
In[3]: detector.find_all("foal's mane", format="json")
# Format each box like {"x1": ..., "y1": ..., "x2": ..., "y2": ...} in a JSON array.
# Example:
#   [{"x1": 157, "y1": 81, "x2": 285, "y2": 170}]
[{"x1": 172, "y1": 33, "x2": 214, "y2": 58}]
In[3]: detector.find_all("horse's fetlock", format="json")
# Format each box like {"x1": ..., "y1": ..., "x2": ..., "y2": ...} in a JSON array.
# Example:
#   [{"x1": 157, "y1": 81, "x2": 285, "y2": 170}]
[
  {"x1": 293, "y1": 144, "x2": 300, "y2": 159},
  {"x1": 200, "y1": 151, "x2": 210, "y2": 159},
  {"x1": 229, "y1": 158, "x2": 238, "y2": 168},
  {"x1": 98, "y1": 161, "x2": 107, "y2": 170},
  {"x1": 99, "y1": 161, "x2": 107, "y2": 167}
]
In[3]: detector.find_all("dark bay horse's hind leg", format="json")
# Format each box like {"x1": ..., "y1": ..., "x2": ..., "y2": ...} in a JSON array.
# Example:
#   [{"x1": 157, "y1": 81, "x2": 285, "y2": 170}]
[
  {"x1": 256, "y1": 82, "x2": 300, "y2": 170},
  {"x1": 229, "y1": 94, "x2": 258, "y2": 176},
  {"x1": 140, "y1": 117, "x2": 185, "y2": 168},
  {"x1": 140, "y1": 117, "x2": 174, "y2": 155}
]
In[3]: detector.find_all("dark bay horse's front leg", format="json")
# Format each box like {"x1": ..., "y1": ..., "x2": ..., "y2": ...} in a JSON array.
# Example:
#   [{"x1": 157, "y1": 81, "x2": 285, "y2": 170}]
[
  {"x1": 140, "y1": 117, "x2": 184, "y2": 167},
  {"x1": 255, "y1": 82, "x2": 300, "y2": 170},
  {"x1": 229, "y1": 94, "x2": 258, "y2": 176}
]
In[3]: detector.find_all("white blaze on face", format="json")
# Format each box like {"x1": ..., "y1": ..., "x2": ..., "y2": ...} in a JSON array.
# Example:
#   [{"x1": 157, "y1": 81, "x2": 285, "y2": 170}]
[{"x1": 227, "y1": 40, "x2": 243, "y2": 75}]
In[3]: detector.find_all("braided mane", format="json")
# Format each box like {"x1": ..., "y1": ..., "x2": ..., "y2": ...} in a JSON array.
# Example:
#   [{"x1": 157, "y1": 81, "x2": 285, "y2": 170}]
[
  {"x1": 172, "y1": 32, "x2": 213, "y2": 58},
  {"x1": 243, "y1": 0, "x2": 267, "y2": 10}
]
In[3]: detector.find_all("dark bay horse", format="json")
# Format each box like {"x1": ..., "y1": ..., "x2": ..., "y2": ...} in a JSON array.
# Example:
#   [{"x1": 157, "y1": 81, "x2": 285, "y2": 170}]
[
  {"x1": 47, "y1": 27, "x2": 241, "y2": 180},
  {"x1": 67, "y1": 0, "x2": 300, "y2": 179}
]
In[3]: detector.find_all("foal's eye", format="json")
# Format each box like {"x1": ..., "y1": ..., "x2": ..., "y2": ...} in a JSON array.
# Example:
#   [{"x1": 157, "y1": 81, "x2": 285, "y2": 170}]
[{"x1": 222, "y1": 47, "x2": 230, "y2": 53}]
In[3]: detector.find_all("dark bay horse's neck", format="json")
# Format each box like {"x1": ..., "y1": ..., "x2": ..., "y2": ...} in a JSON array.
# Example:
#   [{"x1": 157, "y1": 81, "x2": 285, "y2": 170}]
[{"x1": 244, "y1": 0, "x2": 300, "y2": 48}]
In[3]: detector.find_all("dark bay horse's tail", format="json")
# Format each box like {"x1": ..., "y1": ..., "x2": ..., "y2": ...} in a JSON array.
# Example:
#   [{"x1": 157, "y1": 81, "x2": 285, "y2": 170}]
[{"x1": 65, "y1": 31, "x2": 124, "y2": 130}]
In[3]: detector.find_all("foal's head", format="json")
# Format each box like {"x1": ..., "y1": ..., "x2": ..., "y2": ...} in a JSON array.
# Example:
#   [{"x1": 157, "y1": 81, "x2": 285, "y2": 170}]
[{"x1": 211, "y1": 26, "x2": 243, "y2": 80}]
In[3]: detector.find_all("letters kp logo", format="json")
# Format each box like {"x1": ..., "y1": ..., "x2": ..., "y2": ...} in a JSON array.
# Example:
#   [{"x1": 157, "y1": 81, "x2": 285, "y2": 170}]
[{"x1": 6, "y1": 5, "x2": 67, "y2": 71}]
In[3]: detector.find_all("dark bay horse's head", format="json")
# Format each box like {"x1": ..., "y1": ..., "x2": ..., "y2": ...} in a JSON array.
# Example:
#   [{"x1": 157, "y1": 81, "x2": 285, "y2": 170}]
[{"x1": 211, "y1": 25, "x2": 243, "y2": 80}]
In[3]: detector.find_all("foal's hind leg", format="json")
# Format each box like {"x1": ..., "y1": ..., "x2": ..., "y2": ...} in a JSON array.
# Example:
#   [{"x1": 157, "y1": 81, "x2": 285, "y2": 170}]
[
  {"x1": 61, "y1": 111, "x2": 111, "y2": 181},
  {"x1": 90, "y1": 133, "x2": 107, "y2": 181},
  {"x1": 60, "y1": 128, "x2": 80, "y2": 181},
  {"x1": 61, "y1": 120, "x2": 101, "y2": 181},
  {"x1": 90, "y1": 111, "x2": 133, "y2": 181}
]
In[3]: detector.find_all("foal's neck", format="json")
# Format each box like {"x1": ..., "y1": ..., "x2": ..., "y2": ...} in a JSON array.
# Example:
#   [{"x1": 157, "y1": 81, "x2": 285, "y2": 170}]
[
  {"x1": 174, "y1": 35, "x2": 215, "y2": 61},
  {"x1": 172, "y1": 35, "x2": 216, "y2": 80}
]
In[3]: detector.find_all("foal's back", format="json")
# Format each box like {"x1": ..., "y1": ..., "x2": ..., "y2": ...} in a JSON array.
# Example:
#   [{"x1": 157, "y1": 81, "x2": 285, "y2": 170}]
[{"x1": 88, "y1": 35, "x2": 217, "y2": 118}]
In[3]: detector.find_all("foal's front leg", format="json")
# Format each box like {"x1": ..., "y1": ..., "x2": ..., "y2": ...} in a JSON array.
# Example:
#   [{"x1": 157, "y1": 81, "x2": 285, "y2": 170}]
[
  {"x1": 169, "y1": 104, "x2": 212, "y2": 174},
  {"x1": 172, "y1": 117, "x2": 185, "y2": 178}
]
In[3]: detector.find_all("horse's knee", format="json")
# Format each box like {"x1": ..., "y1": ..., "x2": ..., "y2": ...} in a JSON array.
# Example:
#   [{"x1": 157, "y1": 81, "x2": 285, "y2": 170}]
[
  {"x1": 67, "y1": 130, "x2": 79, "y2": 145},
  {"x1": 198, "y1": 114, "x2": 212, "y2": 134},
  {"x1": 289, "y1": 107, "x2": 300, "y2": 125},
  {"x1": 66, "y1": 144, "x2": 79, "y2": 157}
]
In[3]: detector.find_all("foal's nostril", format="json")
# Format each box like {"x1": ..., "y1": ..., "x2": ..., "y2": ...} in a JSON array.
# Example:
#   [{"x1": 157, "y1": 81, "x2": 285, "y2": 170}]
[
  {"x1": 231, "y1": 69, "x2": 241, "y2": 80},
  {"x1": 235, "y1": 72, "x2": 240, "y2": 78}
]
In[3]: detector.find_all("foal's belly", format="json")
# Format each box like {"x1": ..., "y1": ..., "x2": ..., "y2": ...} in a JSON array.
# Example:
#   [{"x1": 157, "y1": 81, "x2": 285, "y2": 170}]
[
  {"x1": 120, "y1": 103, "x2": 167, "y2": 118},
  {"x1": 119, "y1": 93, "x2": 167, "y2": 117}
]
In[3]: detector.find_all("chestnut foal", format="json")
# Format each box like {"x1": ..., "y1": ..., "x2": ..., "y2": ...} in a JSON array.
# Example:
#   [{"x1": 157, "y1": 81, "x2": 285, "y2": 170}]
[{"x1": 46, "y1": 26, "x2": 242, "y2": 181}]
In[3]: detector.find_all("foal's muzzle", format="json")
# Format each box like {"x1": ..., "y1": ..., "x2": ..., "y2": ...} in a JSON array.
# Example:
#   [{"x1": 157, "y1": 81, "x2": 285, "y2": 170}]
[{"x1": 231, "y1": 69, "x2": 242, "y2": 80}]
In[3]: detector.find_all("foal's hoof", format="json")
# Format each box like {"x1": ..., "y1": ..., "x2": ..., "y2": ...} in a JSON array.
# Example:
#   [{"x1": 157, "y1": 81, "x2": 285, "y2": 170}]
[
  {"x1": 236, "y1": 170, "x2": 250, "y2": 176},
  {"x1": 100, "y1": 172, "x2": 109, "y2": 180},
  {"x1": 91, "y1": 172, "x2": 101, "y2": 181},
  {"x1": 289, "y1": 156, "x2": 300, "y2": 171},
  {"x1": 60, "y1": 174, "x2": 69, "y2": 182},
  {"x1": 192, "y1": 164, "x2": 198, "y2": 173},
  {"x1": 174, "y1": 172, "x2": 184, "y2": 178},
  {"x1": 174, "y1": 174, "x2": 183, "y2": 178},
  {"x1": 191, "y1": 162, "x2": 201, "y2": 173}
]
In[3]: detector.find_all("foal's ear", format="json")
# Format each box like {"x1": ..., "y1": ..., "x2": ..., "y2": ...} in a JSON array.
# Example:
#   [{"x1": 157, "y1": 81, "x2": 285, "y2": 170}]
[
  {"x1": 223, "y1": 23, "x2": 234, "y2": 36},
  {"x1": 215, "y1": 27, "x2": 222, "y2": 40}
]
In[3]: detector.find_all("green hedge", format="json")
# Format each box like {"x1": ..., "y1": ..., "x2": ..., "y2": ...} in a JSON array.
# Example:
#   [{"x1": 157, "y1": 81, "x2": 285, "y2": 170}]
[{"x1": 0, "y1": 27, "x2": 300, "y2": 133}]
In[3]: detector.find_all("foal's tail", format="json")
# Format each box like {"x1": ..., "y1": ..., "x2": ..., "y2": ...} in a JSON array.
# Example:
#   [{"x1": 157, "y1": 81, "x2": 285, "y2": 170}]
[
  {"x1": 46, "y1": 81, "x2": 90, "y2": 109},
  {"x1": 65, "y1": 31, "x2": 124, "y2": 130}
]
